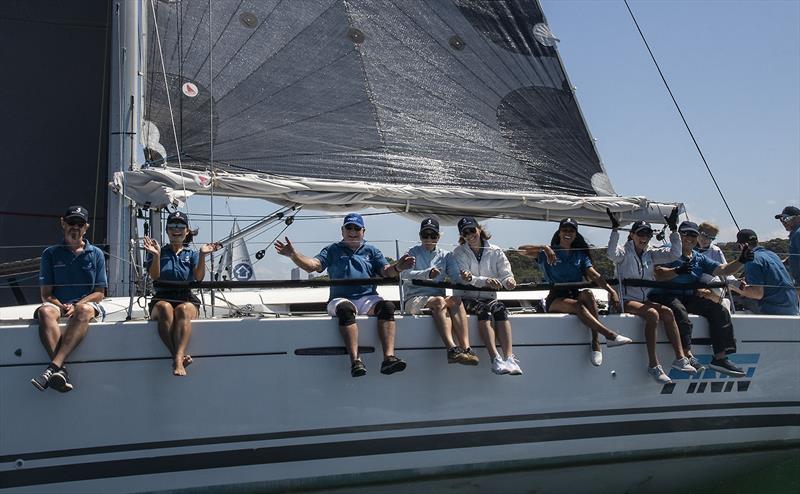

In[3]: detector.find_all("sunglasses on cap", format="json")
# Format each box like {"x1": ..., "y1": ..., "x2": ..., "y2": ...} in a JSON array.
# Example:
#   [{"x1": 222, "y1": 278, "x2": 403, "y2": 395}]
[
  {"x1": 420, "y1": 231, "x2": 439, "y2": 240},
  {"x1": 167, "y1": 223, "x2": 187, "y2": 230},
  {"x1": 461, "y1": 227, "x2": 477, "y2": 235},
  {"x1": 344, "y1": 224, "x2": 363, "y2": 231},
  {"x1": 699, "y1": 232, "x2": 716, "y2": 241},
  {"x1": 65, "y1": 218, "x2": 87, "y2": 227}
]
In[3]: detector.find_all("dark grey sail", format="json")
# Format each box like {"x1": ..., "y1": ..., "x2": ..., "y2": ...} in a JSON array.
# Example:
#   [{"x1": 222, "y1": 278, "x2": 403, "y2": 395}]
[{"x1": 143, "y1": 0, "x2": 612, "y2": 197}]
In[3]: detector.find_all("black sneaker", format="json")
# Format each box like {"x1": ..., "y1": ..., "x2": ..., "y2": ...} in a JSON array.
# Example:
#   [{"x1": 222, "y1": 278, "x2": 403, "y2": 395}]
[
  {"x1": 350, "y1": 359, "x2": 367, "y2": 378},
  {"x1": 380, "y1": 356, "x2": 407, "y2": 375},
  {"x1": 31, "y1": 364, "x2": 57, "y2": 391},
  {"x1": 447, "y1": 347, "x2": 463, "y2": 364},
  {"x1": 709, "y1": 358, "x2": 746, "y2": 378},
  {"x1": 49, "y1": 367, "x2": 74, "y2": 393}
]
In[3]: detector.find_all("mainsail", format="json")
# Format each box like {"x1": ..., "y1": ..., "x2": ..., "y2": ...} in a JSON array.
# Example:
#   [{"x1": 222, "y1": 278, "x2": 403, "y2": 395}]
[{"x1": 118, "y1": 0, "x2": 678, "y2": 224}]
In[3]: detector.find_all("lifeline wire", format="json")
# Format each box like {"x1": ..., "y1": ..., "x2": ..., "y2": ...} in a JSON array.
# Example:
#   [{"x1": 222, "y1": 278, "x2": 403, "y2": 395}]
[{"x1": 623, "y1": 0, "x2": 739, "y2": 229}]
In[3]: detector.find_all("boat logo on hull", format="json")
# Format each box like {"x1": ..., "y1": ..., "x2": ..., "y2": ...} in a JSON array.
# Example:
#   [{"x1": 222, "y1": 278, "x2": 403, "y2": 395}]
[{"x1": 660, "y1": 353, "x2": 759, "y2": 395}]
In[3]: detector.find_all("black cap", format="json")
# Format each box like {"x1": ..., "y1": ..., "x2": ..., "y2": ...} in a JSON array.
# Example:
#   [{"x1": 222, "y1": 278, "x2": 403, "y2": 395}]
[
  {"x1": 457, "y1": 217, "x2": 479, "y2": 234},
  {"x1": 678, "y1": 221, "x2": 700, "y2": 235},
  {"x1": 419, "y1": 217, "x2": 439, "y2": 233},
  {"x1": 63, "y1": 205, "x2": 89, "y2": 222},
  {"x1": 736, "y1": 229, "x2": 758, "y2": 243},
  {"x1": 559, "y1": 218, "x2": 578, "y2": 230},
  {"x1": 775, "y1": 206, "x2": 800, "y2": 219},
  {"x1": 166, "y1": 211, "x2": 189, "y2": 225},
  {"x1": 630, "y1": 220, "x2": 653, "y2": 235}
]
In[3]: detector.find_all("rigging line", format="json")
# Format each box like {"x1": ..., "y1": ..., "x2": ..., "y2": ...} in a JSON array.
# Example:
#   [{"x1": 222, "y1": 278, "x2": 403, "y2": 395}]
[
  {"x1": 623, "y1": 0, "x2": 739, "y2": 229},
  {"x1": 148, "y1": 0, "x2": 190, "y2": 216},
  {"x1": 189, "y1": 0, "x2": 245, "y2": 82},
  {"x1": 208, "y1": 0, "x2": 216, "y2": 317}
]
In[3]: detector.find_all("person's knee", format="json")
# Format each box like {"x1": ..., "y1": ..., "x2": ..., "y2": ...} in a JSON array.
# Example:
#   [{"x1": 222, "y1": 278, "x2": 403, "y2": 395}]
[
  {"x1": 490, "y1": 302, "x2": 508, "y2": 321},
  {"x1": 643, "y1": 308, "x2": 660, "y2": 325},
  {"x1": 578, "y1": 290, "x2": 595, "y2": 303},
  {"x1": 657, "y1": 307, "x2": 675, "y2": 322},
  {"x1": 374, "y1": 300, "x2": 395, "y2": 321},
  {"x1": 335, "y1": 304, "x2": 356, "y2": 327},
  {"x1": 73, "y1": 303, "x2": 95, "y2": 321},
  {"x1": 175, "y1": 303, "x2": 196, "y2": 319},
  {"x1": 37, "y1": 305, "x2": 60, "y2": 323},
  {"x1": 446, "y1": 296, "x2": 463, "y2": 308},
  {"x1": 427, "y1": 296, "x2": 446, "y2": 312},
  {"x1": 152, "y1": 301, "x2": 173, "y2": 317}
]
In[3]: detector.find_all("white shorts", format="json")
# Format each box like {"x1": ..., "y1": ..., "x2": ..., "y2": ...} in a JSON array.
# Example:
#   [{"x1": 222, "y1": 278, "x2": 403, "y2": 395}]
[
  {"x1": 326, "y1": 295, "x2": 384, "y2": 317},
  {"x1": 34, "y1": 301, "x2": 106, "y2": 322},
  {"x1": 404, "y1": 296, "x2": 435, "y2": 315}
]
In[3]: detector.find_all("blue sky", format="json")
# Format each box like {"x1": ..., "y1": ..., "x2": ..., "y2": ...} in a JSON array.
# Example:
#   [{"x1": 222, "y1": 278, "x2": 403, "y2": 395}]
[{"x1": 185, "y1": 0, "x2": 799, "y2": 279}]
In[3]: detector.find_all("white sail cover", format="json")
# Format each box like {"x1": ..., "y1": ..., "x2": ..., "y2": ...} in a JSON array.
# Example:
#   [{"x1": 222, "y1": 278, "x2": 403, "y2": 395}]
[{"x1": 117, "y1": 0, "x2": 680, "y2": 225}]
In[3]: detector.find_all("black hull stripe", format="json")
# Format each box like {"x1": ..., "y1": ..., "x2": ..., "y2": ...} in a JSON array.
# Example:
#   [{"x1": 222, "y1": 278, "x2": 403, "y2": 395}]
[
  {"x1": 1, "y1": 414, "x2": 797, "y2": 489},
  {"x1": 2, "y1": 401, "x2": 798, "y2": 463}
]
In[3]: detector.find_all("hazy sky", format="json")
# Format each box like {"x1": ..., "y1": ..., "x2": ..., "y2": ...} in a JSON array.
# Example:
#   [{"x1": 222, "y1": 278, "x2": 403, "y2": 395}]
[{"x1": 183, "y1": 0, "x2": 799, "y2": 279}]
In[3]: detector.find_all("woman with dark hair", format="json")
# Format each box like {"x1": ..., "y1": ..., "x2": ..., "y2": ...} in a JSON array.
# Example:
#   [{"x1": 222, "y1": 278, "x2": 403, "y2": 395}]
[
  {"x1": 519, "y1": 218, "x2": 631, "y2": 366},
  {"x1": 143, "y1": 211, "x2": 220, "y2": 376},
  {"x1": 452, "y1": 217, "x2": 522, "y2": 375}
]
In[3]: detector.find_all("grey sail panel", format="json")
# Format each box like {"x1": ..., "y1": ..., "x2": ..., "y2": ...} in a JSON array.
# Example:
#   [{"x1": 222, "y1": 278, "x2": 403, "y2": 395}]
[{"x1": 144, "y1": 0, "x2": 611, "y2": 199}]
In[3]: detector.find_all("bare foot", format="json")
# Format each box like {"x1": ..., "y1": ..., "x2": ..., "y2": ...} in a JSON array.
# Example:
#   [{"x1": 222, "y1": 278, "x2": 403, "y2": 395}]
[{"x1": 172, "y1": 359, "x2": 187, "y2": 376}]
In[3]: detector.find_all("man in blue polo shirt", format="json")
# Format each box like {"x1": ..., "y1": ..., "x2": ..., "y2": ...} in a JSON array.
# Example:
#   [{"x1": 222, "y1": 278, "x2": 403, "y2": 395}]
[
  {"x1": 649, "y1": 221, "x2": 749, "y2": 377},
  {"x1": 31, "y1": 205, "x2": 107, "y2": 393},
  {"x1": 775, "y1": 206, "x2": 800, "y2": 292},
  {"x1": 275, "y1": 213, "x2": 415, "y2": 377},
  {"x1": 730, "y1": 229, "x2": 799, "y2": 315}
]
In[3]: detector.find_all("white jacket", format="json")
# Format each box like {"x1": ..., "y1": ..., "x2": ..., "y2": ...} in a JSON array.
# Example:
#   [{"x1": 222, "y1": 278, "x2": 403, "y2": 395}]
[
  {"x1": 452, "y1": 242, "x2": 514, "y2": 300},
  {"x1": 607, "y1": 230, "x2": 681, "y2": 302}
]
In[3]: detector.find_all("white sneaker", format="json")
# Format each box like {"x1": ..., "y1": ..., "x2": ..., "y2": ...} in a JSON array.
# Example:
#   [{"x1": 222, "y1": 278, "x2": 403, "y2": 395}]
[
  {"x1": 607, "y1": 334, "x2": 632, "y2": 348},
  {"x1": 671, "y1": 357, "x2": 697, "y2": 374},
  {"x1": 590, "y1": 350, "x2": 603, "y2": 367},
  {"x1": 504, "y1": 354, "x2": 523, "y2": 375},
  {"x1": 492, "y1": 356, "x2": 509, "y2": 375},
  {"x1": 648, "y1": 365, "x2": 672, "y2": 384}
]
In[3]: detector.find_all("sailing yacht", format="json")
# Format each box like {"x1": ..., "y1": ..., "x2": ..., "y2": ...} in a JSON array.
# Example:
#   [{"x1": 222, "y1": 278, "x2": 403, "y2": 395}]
[{"x1": 1, "y1": 1, "x2": 797, "y2": 493}]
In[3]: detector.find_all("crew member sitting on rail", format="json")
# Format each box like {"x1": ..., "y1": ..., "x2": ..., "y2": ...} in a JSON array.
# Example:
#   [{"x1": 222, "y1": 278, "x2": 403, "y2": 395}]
[
  {"x1": 650, "y1": 221, "x2": 750, "y2": 377},
  {"x1": 400, "y1": 217, "x2": 478, "y2": 365},
  {"x1": 275, "y1": 213, "x2": 414, "y2": 378},
  {"x1": 31, "y1": 205, "x2": 107, "y2": 393},
  {"x1": 775, "y1": 205, "x2": 800, "y2": 298},
  {"x1": 729, "y1": 229, "x2": 800, "y2": 315},
  {"x1": 143, "y1": 211, "x2": 221, "y2": 376},
  {"x1": 519, "y1": 218, "x2": 632, "y2": 368},
  {"x1": 452, "y1": 217, "x2": 522, "y2": 376},
  {"x1": 605, "y1": 208, "x2": 697, "y2": 384}
]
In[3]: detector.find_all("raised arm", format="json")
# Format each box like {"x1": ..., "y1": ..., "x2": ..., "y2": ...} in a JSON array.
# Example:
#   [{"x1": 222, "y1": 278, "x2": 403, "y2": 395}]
[
  {"x1": 518, "y1": 244, "x2": 556, "y2": 265},
  {"x1": 194, "y1": 242, "x2": 222, "y2": 281},
  {"x1": 606, "y1": 229, "x2": 625, "y2": 263},
  {"x1": 275, "y1": 237, "x2": 323, "y2": 272}
]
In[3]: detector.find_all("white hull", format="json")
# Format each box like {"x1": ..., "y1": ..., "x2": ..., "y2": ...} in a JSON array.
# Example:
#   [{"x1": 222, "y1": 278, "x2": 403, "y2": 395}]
[{"x1": 1, "y1": 311, "x2": 798, "y2": 493}]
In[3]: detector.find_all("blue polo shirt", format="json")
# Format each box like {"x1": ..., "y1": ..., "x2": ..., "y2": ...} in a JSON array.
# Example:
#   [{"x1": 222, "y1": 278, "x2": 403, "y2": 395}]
[
  {"x1": 401, "y1": 245, "x2": 460, "y2": 298},
  {"x1": 538, "y1": 246, "x2": 592, "y2": 283},
  {"x1": 744, "y1": 247, "x2": 799, "y2": 315},
  {"x1": 315, "y1": 241, "x2": 388, "y2": 300},
  {"x1": 789, "y1": 224, "x2": 800, "y2": 286},
  {"x1": 146, "y1": 245, "x2": 200, "y2": 294},
  {"x1": 649, "y1": 252, "x2": 719, "y2": 296},
  {"x1": 39, "y1": 239, "x2": 108, "y2": 304}
]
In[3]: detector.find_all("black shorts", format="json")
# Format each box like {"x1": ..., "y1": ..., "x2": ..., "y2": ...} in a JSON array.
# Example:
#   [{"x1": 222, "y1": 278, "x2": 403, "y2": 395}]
[
  {"x1": 463, "y1": 298, "x2": 508, "y2": 321},
  {"x1": 545, "y1": 288, "x2": 583, "y2": 312},
  {"x1": 149, "y1": 290, "x2": 201, "y2": 316}
]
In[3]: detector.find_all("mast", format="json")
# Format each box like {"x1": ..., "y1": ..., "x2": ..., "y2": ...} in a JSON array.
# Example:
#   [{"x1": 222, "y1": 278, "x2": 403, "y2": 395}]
[{"x1": 107, "y1": 0, "x2": 144, "y2": 296}]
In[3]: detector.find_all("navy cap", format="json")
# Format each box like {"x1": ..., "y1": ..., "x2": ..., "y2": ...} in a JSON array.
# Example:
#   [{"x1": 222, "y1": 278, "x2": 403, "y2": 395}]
[
  {"x1": 63, "y1": 205, "x2": 89, "y2": 222},
  {"x1": 775, "y1": 206, "x2": 800, "y2": 219},
  {"x1": 166, "y1": 211, "x2": 189, "y2": 225},
  {"x1": 343, "y1": 213, "x2": 365, "y2": 229},
  {"x1": 420, "y1": 217, "x2": 439, "y2": 233},
  {"x1": 678, "y1": 221, "x2": 700, "y2": 235},
  {"x1": 559, "y1": 218, "x2": 578, "y2": 230},
  {"x1": 736, "y1": 229, "x2": 758, "y2": 243},
  {"x1": 630, "y1": 220, "x2": 653, "y2": 235},
  {"x1": 457, "y1": 217, "x2": 479, "y2": 234}
]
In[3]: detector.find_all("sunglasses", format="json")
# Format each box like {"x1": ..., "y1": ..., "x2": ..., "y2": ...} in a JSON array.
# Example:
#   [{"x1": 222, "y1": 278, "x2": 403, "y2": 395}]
[
  {"x1": 461, "y1": 227, "x2": 477, "y2": 235},
  {"x1": 167, "y1": 223, "x2": 187, "y2": 230},
  {"x1": 65, "y1": 218, "x2": 86, "y2": 227},
  {"x1": 680, "y1": 232, "x2": 699, "y2": 238},
  {"x1": 634, "y1": 231, "x2": 653, "y2": 238},
  {"x1": 699, "y1": 232, "x2": 716, "y2": 241},
  {"x1": 420, "y1": 232, "x2": 439, "y2": 240},
  {"x1": 344, "y1": 224, "x2": 363, "y2": 231}
]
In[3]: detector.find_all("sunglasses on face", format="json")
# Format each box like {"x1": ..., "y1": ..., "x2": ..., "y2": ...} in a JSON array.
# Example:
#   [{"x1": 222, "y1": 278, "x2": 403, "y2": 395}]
[
  {"x1": 635, "y1": 231, "x2": 653, "y2": 238},
  {"x1": 680, "y1": 232, "x2": 699, "y2": 238},
  {"x1": 344, "y1": 224, "x2": 363, "y2": 232},
  {"x1": 65, "y1": 218, "x2": 86, "y2": 227},
  {"x1": 699, "y1": 232, "x2": 716, "y2": 241},
  {"x1": 167, "y1": 223, "x2": 187, "y2": 230},
  {"x1": 461, "y1": 228, "x2": 477, "y2": 235},
  {"x1": 420, "y1": 232, "x2": 439, "y2": 240}
]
